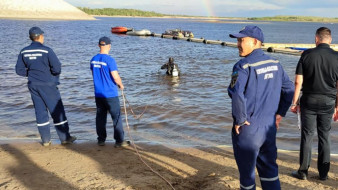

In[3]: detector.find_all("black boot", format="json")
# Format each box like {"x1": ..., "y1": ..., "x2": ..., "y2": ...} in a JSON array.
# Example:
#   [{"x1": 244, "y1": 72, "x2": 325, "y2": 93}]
[
  {"x1": 318, "y1": 162, "x2": 330, "y2": 181},
  {"x1": 291, "y1": 170, "x2": 308, "y2": 180}
]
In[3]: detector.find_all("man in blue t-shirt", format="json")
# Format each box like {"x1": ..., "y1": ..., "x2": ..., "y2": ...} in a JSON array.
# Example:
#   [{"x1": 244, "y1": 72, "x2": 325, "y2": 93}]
[{"x1": 90, "y1": 36, "x2": 129, "y2": 147}]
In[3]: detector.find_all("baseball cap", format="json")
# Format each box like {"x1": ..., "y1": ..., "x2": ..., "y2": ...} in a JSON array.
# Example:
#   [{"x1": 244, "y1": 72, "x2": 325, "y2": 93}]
[
  {"x1": 29, "y1": 27, "x2": 44, "y2": 37},
  {"x1": 229, "y1": 25, "x2": 264, "y2": 43},
  {"x1": 99, "y1": 36, "x2": 111, "y2": 46}
]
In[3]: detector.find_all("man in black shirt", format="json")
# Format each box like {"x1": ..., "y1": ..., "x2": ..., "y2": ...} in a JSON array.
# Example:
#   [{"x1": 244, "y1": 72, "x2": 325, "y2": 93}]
[{"x1": 290, "y1": 27, "x2": 338, "y2": 181}]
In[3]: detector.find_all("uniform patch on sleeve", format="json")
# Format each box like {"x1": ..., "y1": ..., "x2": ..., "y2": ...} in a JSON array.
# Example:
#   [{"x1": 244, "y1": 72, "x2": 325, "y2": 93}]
[{"x1": 230, "y1": 71, "x2": 238, "y2": 88}]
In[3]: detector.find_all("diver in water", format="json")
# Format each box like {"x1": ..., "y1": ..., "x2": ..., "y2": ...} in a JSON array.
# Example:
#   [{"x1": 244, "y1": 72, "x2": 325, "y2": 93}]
[{"x1": 161, "y1": 57, "x2": 180, "y2": 77}]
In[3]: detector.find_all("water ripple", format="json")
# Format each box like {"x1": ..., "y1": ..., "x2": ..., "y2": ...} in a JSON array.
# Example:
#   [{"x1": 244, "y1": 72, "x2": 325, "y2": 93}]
[{"x1": 0, "y1": 18, "x2": 337, "y2": 152}]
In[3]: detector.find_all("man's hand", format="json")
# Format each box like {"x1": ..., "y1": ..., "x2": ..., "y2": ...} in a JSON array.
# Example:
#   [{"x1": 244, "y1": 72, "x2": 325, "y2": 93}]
[
  {"x1": 333, "y1": 107, "x2": 338, "y2": 121},
  {"x1": 276, "y1": 114, "x2": 283, "y2": 130},
  {"x1": 235, "y1": 121, "x2": 250, "y2": 134},
  {"x1": 118, "y1": 84, "x2": 124, "y2": 90},
  {"x1": 290, "y1": 105, "x2": 300, "y2": 114}
]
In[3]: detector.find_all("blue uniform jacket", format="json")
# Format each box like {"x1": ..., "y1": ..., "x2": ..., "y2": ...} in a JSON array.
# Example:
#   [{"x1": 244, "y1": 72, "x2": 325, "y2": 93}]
[
  {"x1": 228, "y1": 49, "x2": 294, "y2": 126},
  {"x1": 16, "y1": 41, "x2": 61, "y2": 85}
]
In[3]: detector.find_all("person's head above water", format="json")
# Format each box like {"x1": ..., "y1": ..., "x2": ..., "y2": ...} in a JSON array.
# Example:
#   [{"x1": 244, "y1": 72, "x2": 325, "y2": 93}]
[{"x1": 169, "y1": 57, "x2": 174, "y2": 63}]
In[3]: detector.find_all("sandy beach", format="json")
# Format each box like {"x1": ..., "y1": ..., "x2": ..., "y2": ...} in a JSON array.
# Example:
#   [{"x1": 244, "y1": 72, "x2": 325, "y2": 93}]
[
  {"x1": 0, "y1": 0, "x2": 94, "y2": 20},
  {"x1": 0, "y1": 140, "x2": 337, "y2": 190}
]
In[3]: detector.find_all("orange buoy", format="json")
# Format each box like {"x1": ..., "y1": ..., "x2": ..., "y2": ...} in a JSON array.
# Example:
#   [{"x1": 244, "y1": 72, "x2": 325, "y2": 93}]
[{"x1": 111, "y1": 26, "x2": 128, "y2": 34}]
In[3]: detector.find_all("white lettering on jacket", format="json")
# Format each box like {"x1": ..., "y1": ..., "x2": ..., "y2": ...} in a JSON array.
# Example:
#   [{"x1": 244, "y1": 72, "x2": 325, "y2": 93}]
[{"x1": 256, "y1": 65, "x2": 278, "y2": 75}]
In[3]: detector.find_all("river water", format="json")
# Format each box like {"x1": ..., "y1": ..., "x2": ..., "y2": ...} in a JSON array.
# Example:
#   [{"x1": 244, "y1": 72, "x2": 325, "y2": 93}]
[{"x1": 0, "y1": 17, "x2": 337, "y2": 153}]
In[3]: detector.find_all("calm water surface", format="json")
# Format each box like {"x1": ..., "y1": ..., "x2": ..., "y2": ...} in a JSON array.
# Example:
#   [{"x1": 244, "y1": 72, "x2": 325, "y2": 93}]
[{"x1": 0, "y1": 17, "x2": 337, "y2": 153}]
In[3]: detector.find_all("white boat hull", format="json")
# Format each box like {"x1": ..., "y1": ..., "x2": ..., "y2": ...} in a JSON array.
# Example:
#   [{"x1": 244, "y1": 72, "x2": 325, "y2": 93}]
[{"x1": 127, "y1": 29, "x2": 151, "y2": 36}]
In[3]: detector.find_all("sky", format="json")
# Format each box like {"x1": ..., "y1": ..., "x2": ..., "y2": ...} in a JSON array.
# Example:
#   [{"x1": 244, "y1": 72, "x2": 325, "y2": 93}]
[{"x1": 64, "y1": 0, "x2": 338, "y2": 18}]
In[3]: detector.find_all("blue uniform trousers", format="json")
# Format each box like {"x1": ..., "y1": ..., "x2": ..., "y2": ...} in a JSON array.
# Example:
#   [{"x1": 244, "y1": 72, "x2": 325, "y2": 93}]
[
  {"x1": 232, "y1": 116, "x2": 280, "y2": 190},
  {"x1": 28, "y1": 84, "x2": 70, "y2": 143},
  {"x1": 95, "y1": 97, "x2": 124, "y2": 143}
]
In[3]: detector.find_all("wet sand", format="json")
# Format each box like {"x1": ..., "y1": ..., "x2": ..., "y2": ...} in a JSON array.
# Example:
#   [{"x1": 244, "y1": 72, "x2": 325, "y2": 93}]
[{"x1": 0, "y1": 140, "x2": 337, "y2": 189}]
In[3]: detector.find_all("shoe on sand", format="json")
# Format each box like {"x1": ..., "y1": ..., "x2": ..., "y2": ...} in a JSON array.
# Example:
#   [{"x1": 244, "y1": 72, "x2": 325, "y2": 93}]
[
  {"x1": 291, "y1": 171, "x2": 307, "y2": 180},
  {"x1": 319, "y1": 175, "x2": 328, "y2": 181},
  {"x1": 114, "y1": 140, "x2": 130, "y2": 148},
  {"x1": 61, "y1": 136, "x2": 77, "y2": 145},
  {"x1": 42, "y1": 141, "x2": 51, "y2": 147},
  {"x1": 98, "y1": 141, "x2": 105, "y2": 146}
]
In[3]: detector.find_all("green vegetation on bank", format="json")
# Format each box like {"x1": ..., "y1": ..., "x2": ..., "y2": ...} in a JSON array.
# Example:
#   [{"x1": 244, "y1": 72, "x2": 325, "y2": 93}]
[
  {"x1": 248, "y1": 15, "x2": 338, "y2": 23},
  {"x1": 78, "y1": 7, "x2": 228, "y2": 18},
  {"x1": 78, "y1": 8, "x2": 338, "y2": 23},
  {"x1": 78, "y1": 7, "x2": 167, "y2": 17}
]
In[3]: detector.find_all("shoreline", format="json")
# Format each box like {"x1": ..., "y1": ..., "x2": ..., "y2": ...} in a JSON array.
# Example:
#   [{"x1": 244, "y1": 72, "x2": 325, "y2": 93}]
[
  {"x1": 1, "y1": 138, "x2": 337, "y2": 159},
  {"x1": 0, "y1": 16, "x2": 96, "y2": 21},
  {"x1": 1, "y1": 141, "x2": 337, "y2": 189},
  {"x1": 93, "y1": 15, "x2": 246, "y2": 20},
  {"x1": 1, "y1": 14, "x2": 335, "y2": 23},
  {"x1": 93, "y1": 15, "x2": 338, "y2": 23}
]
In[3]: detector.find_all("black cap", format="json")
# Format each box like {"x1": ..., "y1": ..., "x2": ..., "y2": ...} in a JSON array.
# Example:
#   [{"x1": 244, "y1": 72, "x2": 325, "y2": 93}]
[
  {"x1": 29, "y1": 27, "x2": 44, "y2": 37},
  {"x1": 99, "y1": 36, "x2": 111, "y2": 46}
]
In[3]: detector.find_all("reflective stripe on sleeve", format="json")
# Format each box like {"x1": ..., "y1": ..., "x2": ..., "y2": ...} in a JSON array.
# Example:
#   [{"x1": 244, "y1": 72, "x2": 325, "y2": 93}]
[
  {"x1": 260, "y1": 176, "x2": 279, "y2": 181},
  {"x1": 37, "y1": 121, "x2": 50, "y2": 127},
  {"x1": 54, "y1": 120, "x2": 68, "y2": 126},
  {"x1": 240, "y1": 184, "x2": 255, "y2": 190}
]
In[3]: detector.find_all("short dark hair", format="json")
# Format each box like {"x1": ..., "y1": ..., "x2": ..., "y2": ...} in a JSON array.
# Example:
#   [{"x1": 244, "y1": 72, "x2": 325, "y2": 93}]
[
  {"x1": 29, "y1": 35, "x2": 40, "y2": 41},
  {"x1": 316, "y1": 27, "x2": 331, "y2": 41}
]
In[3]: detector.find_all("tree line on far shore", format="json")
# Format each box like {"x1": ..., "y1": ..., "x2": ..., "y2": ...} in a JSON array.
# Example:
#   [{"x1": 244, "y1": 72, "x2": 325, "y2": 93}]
[
  {"x1": 249, "y1": 15, "x2": 338, "y2": 23},
  {"x1": 78, "y1": 7, "x2": 167, "y2": 17},
  {"x1": 79, "y1": 7, "x2": 338, "y2": 23}
]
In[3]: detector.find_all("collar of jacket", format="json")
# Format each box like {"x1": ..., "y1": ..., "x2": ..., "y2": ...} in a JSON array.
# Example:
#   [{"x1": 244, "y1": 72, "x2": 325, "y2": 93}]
[
  {"x1": 246, "y1": 48, "x2": 264, "y2": 57},
  {"x1": 316, "y1": 43, "x2": 330, "y2": 48}
]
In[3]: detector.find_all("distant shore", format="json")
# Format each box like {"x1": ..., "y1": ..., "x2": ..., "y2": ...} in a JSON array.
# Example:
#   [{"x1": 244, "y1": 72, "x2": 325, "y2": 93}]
[
  {"x1": 93, "y1": 15, "x2": 246, "y2": 20},
  {"x1": 93, "y1": 15, "x2": 338, "y2": 24},
  {"x1": 93, "y1": 15, "x2": 257, "y2": 24},
  {"x1": 0, "y1": 1, "x2": 95, "y2": 20},
  {"x1": 249, "y1": 16, "x2": 338, "y2": 23},
  {"x1": 81, "y1": 8, "x2": 338, "y2": 23}
]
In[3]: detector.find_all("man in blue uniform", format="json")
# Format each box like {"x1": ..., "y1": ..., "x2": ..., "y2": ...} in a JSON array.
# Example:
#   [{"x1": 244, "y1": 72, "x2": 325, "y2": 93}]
[
  {"x1": 228, "y1": 26, "x2": 294, "y2": 190},
  {"x1": 90, "y1": 36, "x2": 129, "y2": 147},
  {"x1": 16, "y1": 26, "x2": 76, "y2": 146}
]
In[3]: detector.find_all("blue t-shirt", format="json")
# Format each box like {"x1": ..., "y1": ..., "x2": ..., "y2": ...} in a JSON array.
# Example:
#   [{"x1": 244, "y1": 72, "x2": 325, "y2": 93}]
[{"x1": 90, "y1": 54, "x2": 119, "y2": 98}]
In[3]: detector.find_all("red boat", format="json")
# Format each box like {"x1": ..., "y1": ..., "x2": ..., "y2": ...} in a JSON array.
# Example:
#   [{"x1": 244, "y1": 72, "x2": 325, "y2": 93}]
[{"x1": 111, "y1": 26, "x2": 128, "y2": 34}]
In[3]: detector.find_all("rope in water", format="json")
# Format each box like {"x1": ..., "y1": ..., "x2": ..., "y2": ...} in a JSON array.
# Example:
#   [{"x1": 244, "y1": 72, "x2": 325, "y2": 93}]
[
  {"x1": 125, "y1": 97, "x2": 148, "y2": 120},
  {"x1": 121, "y1": 90, "x2": 176, "y2": 190}
]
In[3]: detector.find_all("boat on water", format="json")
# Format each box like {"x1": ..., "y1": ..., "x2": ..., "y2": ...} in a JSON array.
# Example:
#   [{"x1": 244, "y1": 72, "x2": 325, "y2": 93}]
[
  {"x1": 288, "y1": 47, "x2": 308, "y2": 51},
  {"x1": 162, "y1": 29, "x2": 194, "y2": 38},
  {"x1": 111, "y1": 26, "x2": 132, "y2": 34},
  {"x1": 126, "y1": 29, "x2": 151, "y2": 36}
]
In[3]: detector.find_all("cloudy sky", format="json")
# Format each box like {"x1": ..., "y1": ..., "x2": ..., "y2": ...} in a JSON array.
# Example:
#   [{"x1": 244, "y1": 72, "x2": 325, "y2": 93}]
[{"x1": 64, "y1": 0, "x2": 338, "y2": 18}]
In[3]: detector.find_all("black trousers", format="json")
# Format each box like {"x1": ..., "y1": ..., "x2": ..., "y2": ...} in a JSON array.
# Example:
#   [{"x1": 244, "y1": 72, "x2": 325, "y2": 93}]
[{"x1": 299, "y1": 94, "x2": 334, "y2": 177}]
